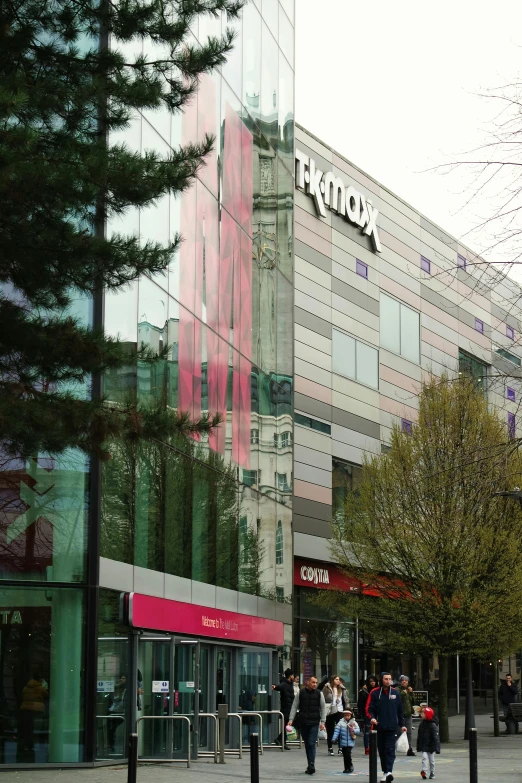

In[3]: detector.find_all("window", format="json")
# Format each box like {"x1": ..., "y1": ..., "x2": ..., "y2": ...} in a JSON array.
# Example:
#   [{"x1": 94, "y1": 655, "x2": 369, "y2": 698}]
[
  {"x1": 401, "y1": 418, "x2": 413, "y2": 434},
  {"x1": 275, "y1": 519, "x2": 283, "y2": 565},
  {"x1": 332, "y1": 459, "x2": 363, "y2": 522},
  {"x1": 273, "y1": 433, "x2": 279, "y2": 448},
  {"x1": 458, "y1": 349, "x2": 488, "y2": 388},
  {"x1": 242, "y1": 469, "x2": 259, "y2": 487},
  {"x1": 294, "y1": 412, "x2": 331, "y2": 435},
  {"x1": 276, "y1": 473, "x2": 290, "y2": 492},
  {"x1": 380, "y1": 293, "x2": 420, "y2": 364},
  {"x1": 420, "y1": 255, "x2": 431, "y2": 274},
  {"x1": 275, "y1": 586, "x2": 285, "y2": 601},
  {"x1": 507, "y1": 325, "x2": 515, "y2": 340},
  {"x1": 457, "y1": 253, "x2": 467, "y2": 269},
  {"x1": 508, "y1": 412, "x2": 516, "y2": 439},
  {"x1": 356, "y1": 259, "x2": 368, "y2": 279},
  {"x1": 494, "y1": 346, "x2": 522, "y2": 367},
  {"x1": 507, "y1": 387, "x2": 516, "y2": 402},
  {"x1": 250, "y1": 429, "x2": 259, "y2": 444},
  {"x1": 332, "y1": 329, "x2": 379, "y2": 388},
  {"x1": 475, "y1": 318, "x2": 484, "y2": 334},
  {"x1": 280, "y1": 431, "x2": 292, "y2": 448}
]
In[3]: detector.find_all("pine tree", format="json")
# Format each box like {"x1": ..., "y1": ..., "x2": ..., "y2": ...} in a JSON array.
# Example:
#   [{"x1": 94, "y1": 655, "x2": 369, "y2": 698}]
[
  {"x1": 0, "y1": 0, "x2": 243, "y2": 458},
  {"x1": 318, "y1": 375, "x2": 522, "y2": 742}
]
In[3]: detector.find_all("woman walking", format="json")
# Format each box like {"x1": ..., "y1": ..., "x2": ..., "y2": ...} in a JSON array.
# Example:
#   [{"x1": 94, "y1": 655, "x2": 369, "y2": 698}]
[
  {"x1": 357, "y1": 675, "x2": 377, "y2": 755},
  {"x1": 323, "y1": 674, "x2": 349, "y2": 756}
]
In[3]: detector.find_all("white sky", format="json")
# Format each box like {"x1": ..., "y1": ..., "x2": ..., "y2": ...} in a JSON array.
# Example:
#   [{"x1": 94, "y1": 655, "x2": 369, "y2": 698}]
[{"x1": 295, "y1": 0, "x2": 522, "y2": 279}]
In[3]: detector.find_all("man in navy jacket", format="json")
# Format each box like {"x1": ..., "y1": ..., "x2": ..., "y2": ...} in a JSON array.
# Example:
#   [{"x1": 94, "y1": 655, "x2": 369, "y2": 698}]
[{"x1": 366, "y1": 673, "x2": 407, "y2": 783}]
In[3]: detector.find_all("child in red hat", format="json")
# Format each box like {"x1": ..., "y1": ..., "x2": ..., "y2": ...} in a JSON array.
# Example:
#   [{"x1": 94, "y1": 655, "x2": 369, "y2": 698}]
[{"x1": 416, "y1": 706, "x2": 440, "y2": 779}]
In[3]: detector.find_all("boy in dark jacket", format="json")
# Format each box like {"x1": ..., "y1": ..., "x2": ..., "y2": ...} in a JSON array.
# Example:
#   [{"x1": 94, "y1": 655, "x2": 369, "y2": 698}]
[{"x1": 416, "y1": 706, "x2": 440, "y2": 779}]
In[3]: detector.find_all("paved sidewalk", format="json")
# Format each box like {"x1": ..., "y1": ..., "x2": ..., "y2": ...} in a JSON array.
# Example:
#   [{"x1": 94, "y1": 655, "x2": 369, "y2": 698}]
[{"x1": 8, "y1": 714, "x2": 522, "y2": 782}]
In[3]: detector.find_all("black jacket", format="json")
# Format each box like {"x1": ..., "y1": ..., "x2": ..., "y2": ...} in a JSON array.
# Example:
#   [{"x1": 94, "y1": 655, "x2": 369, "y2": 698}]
[
  {"x1": 357, "y1": 686, "x2": 370, "y2": 717},
  {"x1": 416, "y1": 718, "x2": 440, "y2": 754},
  {"x1": 274, "y1": 678, "x2": 295, "y2": 715},
  {"x1": 498, "y1": 681, "x2": 518, "y2": 706}
]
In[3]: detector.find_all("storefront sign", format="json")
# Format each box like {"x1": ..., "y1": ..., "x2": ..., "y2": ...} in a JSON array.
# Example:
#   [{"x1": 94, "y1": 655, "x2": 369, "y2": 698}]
[
  {"x1": 294, "y1": 559, "x2": 361, "y2": 592},
  {"x1": 0, "y1": 610, "x2": 22, "y2": 624},
  {"x1": 129, "y1": 593, "x2": 284, "y2": 646},
  {"x1": 152, "y1": 680, "x2": 169, "y2": 693},
  {"x1": 295, "y1": 148, "x2": 382, "y2": 253}
]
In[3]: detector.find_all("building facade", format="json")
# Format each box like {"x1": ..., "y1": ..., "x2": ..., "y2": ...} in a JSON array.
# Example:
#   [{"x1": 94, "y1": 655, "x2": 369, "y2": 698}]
[
  {"x1": 291, "y1": 123, "x2": 522, "y2": 710},
  {"x1": 0, "y1": 1, "x2": 295, "y2": 766}
]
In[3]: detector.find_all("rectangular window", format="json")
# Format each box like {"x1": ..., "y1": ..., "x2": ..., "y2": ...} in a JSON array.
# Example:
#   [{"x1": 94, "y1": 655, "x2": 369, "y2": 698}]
[
  {"x1": 507, "y1": 387, "x2": 516, "y2": 402},
  {"x1": 380, "y1": 293, "x2": 420, "y2": 364},
  {"x1": 242, "y1": 469, "x2": 259, "y2": 487},
  {"x1": 356, "y1": 259, "x2": 368, "y2": 279},
  {"x1": 276, "y1": 473, "x2": 290, "y2": 491},
  {"x1": 459, "y1": 349, "x2": 488, "y2": 390},
  {"x1": 475, "y1": 318, "x2": 484, "y2": 334},
  {"x1": 401, "y1": 418, "x2": 413, "y2": 434},
  {"x1": 457, "y1": 253, "x2": 467, "y2": 268},
  {"x1": 507, "y1": 325, "x2": 515, "y2": 340},
  {"x1": 273, "y1": 433, "x2": 279, "y2": 448},
  {"x1": 508, "y1": 412, "x2": 516, "y2": 439},
  {"x1": 280, "y1": 431, "x2": 292, "y2": 447},
  {"x1": 332, "y1": 459, "x2": 363, "y2": 522},
  {"x1": 332, "y1": 329, "x2": 379, "y2": 388},
  {"x1": 494, "y1": 346, "x2": 522, "y2": 367},
  {"x1": 295, "y1": 412, "x2": 331, "y2": 435},
  {"x1": 250, "y1": 429, "x2": 259, "y2": 444},
  {"x1": 420, "y1": 255, "x2": 431, "y2": 274}
]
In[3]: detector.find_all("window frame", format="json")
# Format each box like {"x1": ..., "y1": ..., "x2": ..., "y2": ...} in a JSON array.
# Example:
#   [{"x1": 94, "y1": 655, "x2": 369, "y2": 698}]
[
  {"x1": 380, "y1": 292, "x2": 421, "y2": 365},
  {"x1": 507, "y1": 387, "x2": 516, "y2": 402},
  {"x1": 332, "y1": 328, "x2": 379, "y2": 389},
  {"x1": 356, "y1": 259, "x2": 368, "y2": 279},
  {"x1": 507, "y1": 325, "x2": 515, "y2": 340},
  {"x1": 420, "y1": 255, "x2": 431, "y2": 274},
  {"x1": 475, "y1": 318, "x2": 484, "y2": 334}
]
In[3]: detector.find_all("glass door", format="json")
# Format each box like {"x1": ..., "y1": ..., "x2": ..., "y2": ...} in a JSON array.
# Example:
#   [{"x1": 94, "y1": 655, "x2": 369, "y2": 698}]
[
  {"x1": 238, "y1": 650, "x2": 270, "y2": 745},
  {"x1": 173, "y1": 640, "x2": 210, "y2": 755},
  {"x1": 137, "y1": 637, "x2": 173, "y2": 760}
]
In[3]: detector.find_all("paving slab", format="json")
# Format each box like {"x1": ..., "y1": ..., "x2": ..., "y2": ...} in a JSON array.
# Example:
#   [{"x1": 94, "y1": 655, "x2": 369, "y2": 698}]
[{"x1": 6, "y1": 714, "x2": 522, "y2": 783}]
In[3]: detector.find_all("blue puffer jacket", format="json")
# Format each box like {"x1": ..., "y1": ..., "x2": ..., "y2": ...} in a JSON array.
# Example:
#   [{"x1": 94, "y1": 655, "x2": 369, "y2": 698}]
[{"x1": 332, "y1": 718, "x2": 360, "y2": 748}]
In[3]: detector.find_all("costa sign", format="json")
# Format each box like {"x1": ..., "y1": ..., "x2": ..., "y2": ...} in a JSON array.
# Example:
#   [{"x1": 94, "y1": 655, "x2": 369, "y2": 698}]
[
  {"x1": 295, "y1": 149, "x2": 381, "y2": 253},
  {"x1": 300, "y1": 565, "x2": 330, "y2": 585},
  {"x1": 294, "y1": 559, "x2": 361, "y2": 592}
]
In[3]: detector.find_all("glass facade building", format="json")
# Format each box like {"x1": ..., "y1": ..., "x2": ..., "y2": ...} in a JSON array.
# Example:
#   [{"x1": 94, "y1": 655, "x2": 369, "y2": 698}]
[{"x1": 0, "y1": 1, "x2": 294, "y2": 766}]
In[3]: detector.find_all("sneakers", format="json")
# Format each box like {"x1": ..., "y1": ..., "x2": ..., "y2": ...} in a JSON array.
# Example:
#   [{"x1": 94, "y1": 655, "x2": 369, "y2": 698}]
[
  {"x1": 272, "y1": 738, "x2": 281, "y2": 746},
  {"x1": 386, "y1": 775, "x2": 394, "y2": 783},
  {"x1": 338, "y1": 747, "x2": 342, "y2": 754},
  {"x1": 421, "y1": 773, "x2": 427, "y2": 780},
  {"x1": 380, "y1": 775, "x2": 388, "y2": 782},
  {"x1": 365, "y1": 747, "x2": 370, "y2": 755},
  {"x1": 407, "y1": 749, "x2": 416, "y2": 756},
  {"x1": 328, "y1": 748, "x2": 334, "y2": 756},
  {"x1": 305, "y1": 764, "x2": 316, "y2": 775},
  {"x1": 429, "y1": 775, "x2": 435, "y2": 780}
]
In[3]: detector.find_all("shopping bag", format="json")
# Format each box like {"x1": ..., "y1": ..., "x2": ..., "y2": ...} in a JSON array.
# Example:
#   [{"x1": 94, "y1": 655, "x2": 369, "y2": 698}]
[
  {"x1": 318, "y1": 727, "x2": 327, "y2": 740},
  {"x1": 395, "y1": 731, "x2": 409, "y2": 754},
  {"x1": 285, "y1": 725, "x2": 298, "y2": 742}
]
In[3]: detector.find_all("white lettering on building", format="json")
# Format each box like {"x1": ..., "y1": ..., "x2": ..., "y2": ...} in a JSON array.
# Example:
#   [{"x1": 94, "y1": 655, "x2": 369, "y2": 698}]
[
  {"x1": 300, "y1": 565, "x2": 330, "y2": 585},
  {"x1": 295, "y1": 149, "x2": 382, "y2": 253}
]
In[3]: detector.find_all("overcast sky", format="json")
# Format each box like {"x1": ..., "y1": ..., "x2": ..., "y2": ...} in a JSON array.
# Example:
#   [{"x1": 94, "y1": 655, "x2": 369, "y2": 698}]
[{"x1": 295, "y1": 0, "x2": 522, "y2": 277}]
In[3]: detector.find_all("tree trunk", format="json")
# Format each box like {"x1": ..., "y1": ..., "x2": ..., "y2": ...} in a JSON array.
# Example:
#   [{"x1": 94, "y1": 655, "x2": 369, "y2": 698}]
[
  {"x1": 464, "y1": 655, "x2": 475, "y2": 740},
  {"x1": 438, "y1": 655, "x2": 450, "y2": 743},
  {"x1": 493, "y1": 663, "x2": 500, "y2": 737}
]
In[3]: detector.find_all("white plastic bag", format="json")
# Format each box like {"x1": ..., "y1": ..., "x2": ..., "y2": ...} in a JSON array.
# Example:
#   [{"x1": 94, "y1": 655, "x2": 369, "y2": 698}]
[
  {"x1": 318, "y1": 727, "x2": 327, "y2": 740},
  {"x1": 395, "y1": 731, "x2": 409, "y2": 754}
]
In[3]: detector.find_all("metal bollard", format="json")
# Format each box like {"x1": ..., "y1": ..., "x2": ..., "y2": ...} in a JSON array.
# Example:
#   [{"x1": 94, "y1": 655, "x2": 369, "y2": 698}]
[
  {"x1": 469, "y1": 727, "x2": 478, "y2": 783},
  {"x1": 217, "y1": 703, "x2": 228, "y2": 764},
  {"x1": 369, "y1": 729, "x2": 378, "y2": 783},
  {"x1": 250, "y1": 733, "x2": 260, "y2": 783},
  {"x1": 127, "y1": 733, "x2": 138, "y2": 783}
]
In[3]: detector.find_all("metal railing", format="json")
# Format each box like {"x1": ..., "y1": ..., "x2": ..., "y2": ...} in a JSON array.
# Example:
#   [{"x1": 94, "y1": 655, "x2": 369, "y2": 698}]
[
  {"x1": 193, "y1": 713, "x2": 218, "y2": 763},
  {"x1": 240, "y1": 710, "x2": 285, "y2": 751},
  {"x1": 240, "y1": 711, "x2": 264, "y2": 754},
  {"x1": 218, "y1": 712, "x2": 244, "y2": 758},
  {"x1": 135, "y1": 715, "x2": 191, "y2": 767}
]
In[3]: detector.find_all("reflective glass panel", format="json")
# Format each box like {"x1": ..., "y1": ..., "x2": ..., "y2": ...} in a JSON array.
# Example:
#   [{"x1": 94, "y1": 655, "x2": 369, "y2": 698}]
[
  {"x1": 380, "y1": 294, "x2": 401, "y2": 355},
  {"x1": 400, "y1": 305, "x2": 420, "y2": 364},
  {"x1": 332, "y1": 329, "x2": 356, "y2": 379},
  {"x1": 356, "y1": 340, "x2": 379, "y2": 389}
]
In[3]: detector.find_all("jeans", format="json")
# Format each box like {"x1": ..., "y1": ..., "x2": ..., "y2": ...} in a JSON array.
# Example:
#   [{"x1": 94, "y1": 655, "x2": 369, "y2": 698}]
[
  {"x1": 363, "y1": 718, "x2": 371, "y2": 749},
  {"x1": 326, "y1": 712, "x2": 342, "y2": 749},
  {"x1": 404, "y1": 715, "x2": 413, "y2": 748},
  {"x1": 377, "y1": 729, "x2": 397, "y2": 773},
  {"x1": 301, "y1": 723, "x2": 320, "y2": 768},
  {"x1": 422, "y1": 751, "x2": 435, "y2": 776},
  {"x1": 341, "y1": 746, "x2": 353, "y2": 771}
]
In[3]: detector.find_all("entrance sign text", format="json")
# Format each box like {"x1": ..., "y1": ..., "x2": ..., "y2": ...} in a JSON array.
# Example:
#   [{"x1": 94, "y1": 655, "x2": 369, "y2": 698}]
[{"x1": 295, "y1": 149, "x2": 382, "y2": 253}]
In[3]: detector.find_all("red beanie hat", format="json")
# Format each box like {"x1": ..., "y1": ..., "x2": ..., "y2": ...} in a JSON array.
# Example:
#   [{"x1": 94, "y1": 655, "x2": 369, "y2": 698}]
[{"x1": 423, "y1": 707, "x2": 434, "y2": 720}]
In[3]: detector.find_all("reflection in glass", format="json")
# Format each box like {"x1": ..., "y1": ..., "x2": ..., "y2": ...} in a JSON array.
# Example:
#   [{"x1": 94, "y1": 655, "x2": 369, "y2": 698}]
[
  {"x1": 260, "y1": 23, "x2": 278, "y2": 151},
  {"x1": 278, "y1": 56, "x2": 294, "y2": 172},
  {"x1": 278, "y1": 3, "x2": 294, "y2": 66},
  {"x1": 242, "y1": 3, "x2": 261, "y2": 120}
]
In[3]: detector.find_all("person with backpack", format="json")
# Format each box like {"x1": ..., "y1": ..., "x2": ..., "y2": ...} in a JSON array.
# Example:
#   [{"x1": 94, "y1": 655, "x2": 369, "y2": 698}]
[
  {"x1": 332, "y1": 707, "x2": 360, "y2": 774},
  {"x1": 416, "y1": 706, "x2": 440, "y2": 780}
]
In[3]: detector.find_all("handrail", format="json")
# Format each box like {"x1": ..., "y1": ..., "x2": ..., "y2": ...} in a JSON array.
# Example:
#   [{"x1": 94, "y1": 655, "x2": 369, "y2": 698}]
[
  {"x1": 193, "y1": 712, "x2": 218, "y2": 763},
  {"x1": 136, "y1": 715, "x2": 191, "y2": 767},
  {"x1": 244, "y1": 710, "x2": 285, "y2": 751},
  {"x1": 239, "y1": 711, "x2": 264, "y2": 754},
  {"x1": 96, "y1": 714, "x2": 127, "y2": 758}
]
